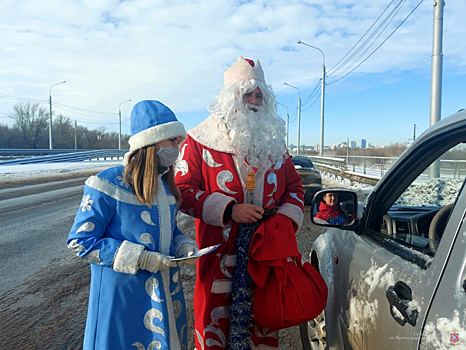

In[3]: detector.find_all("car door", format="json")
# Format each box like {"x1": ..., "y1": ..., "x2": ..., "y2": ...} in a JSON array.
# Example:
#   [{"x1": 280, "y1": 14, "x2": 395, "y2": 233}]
[
  {"x1": 419, "y1": 188, "x2": 466, "y2": 349},
  {"x1": 334, "y1": 119, "x2": 466, "y2": 349}
]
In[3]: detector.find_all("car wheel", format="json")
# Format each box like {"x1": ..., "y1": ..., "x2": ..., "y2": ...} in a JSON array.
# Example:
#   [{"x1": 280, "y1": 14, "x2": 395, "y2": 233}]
[{"x1": 299, "y1": 310, "x2": 327, "y2": 350}]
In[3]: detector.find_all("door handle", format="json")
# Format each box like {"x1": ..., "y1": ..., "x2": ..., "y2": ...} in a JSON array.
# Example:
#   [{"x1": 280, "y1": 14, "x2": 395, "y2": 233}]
[{"x1": 386, "y1": 281, "x2": 418, "y2": 326}]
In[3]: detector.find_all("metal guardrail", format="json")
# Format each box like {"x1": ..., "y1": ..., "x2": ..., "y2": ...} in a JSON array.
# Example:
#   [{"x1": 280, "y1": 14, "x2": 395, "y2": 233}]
[
  {"x1": 0, "y1": 149, "x2": 90, "y2": 157},
  {"x1": 309, "y1": 155, "x2": 466, "y2": 186},
  {"x1": 313, "y1": 162, "x2": 380, "y2": 186},
  {"x1": 0, "y1": 149, "x2": 126, "y2": 165},
  {"x1": 309, "y1": 155, "x2": 386, "y2": 186}
]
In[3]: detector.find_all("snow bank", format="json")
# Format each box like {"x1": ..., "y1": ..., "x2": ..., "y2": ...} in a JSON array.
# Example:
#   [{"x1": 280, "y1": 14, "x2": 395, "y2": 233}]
[{"x1": 0, "y1": 161, "x2": 121, "y2": 180}]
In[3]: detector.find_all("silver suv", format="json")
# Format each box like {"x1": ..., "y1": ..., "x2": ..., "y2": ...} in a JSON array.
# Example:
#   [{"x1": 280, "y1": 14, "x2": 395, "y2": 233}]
[{"x1": 300, "y1": 109, "x2": 466, "y2": 350}]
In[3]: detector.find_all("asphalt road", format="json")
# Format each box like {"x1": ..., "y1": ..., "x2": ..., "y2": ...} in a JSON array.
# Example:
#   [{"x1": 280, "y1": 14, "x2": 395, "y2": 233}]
[{"x1": 0, "y1": 178, "x2": 85, "y2": 295}]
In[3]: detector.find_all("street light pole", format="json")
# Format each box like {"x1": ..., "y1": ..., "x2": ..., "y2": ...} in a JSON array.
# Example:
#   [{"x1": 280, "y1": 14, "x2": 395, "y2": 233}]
[
  {"x1": 297, "y1": 40, "x2": 326, "y2": 155},
  {"x1": 277, "y1": 102, "x2": 290, "y2": 150},
  {"x1": 119, "y1": 99, "x2": 131, "y2": 150},
  {"x1": 284, "y1": 83, "x2": 301, "y2": 155},
  {"x1": 49, "y1": 81, "x2": 66, "y2": 150},
  {"x1": 429, "y1": 0, "x2": 444, "y2": 179}
]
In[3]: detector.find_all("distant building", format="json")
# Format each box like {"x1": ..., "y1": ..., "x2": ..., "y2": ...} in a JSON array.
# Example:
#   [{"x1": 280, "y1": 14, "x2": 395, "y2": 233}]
[
  {"x1": 361, "y1": 139, "x2": 367, "y2": 149},
  {"x1": 351, "y1": 140, "x2": 357, "y2": 148}
]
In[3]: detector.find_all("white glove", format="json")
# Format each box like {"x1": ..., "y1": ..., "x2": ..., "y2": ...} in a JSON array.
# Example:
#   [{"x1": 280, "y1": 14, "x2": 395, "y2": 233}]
[
  {"x1": 138, "y1": 250, "x2": 177, "y2": 273},
  {"x1": 177, "y1": 243, "x2": 199, "y2": 265},
  {"x1": 177, "y1": 242, "x2": 199, "y2": 258}
]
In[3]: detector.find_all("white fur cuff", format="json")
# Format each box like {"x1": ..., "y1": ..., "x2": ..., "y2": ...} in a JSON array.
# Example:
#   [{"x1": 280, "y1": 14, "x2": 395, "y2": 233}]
[
  {"x1": 113, "y1": 240, "x2": 145, "y2": 274},
  {"x1": 203, "y1": 193, "x2": 236, "y2": 227},
  {"x1": 277, "y1": 203, "x2": 304, "y2": 230}
]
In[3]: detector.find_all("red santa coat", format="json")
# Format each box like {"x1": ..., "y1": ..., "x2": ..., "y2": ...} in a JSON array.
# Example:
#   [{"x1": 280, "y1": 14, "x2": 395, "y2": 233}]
[{"x1": 175, "y1": 115, "x2": 304, "y2": 349}]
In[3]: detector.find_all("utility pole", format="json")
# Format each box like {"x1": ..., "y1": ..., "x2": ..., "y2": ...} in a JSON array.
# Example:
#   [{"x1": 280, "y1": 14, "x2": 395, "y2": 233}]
[
  {"x1": 119, "y1": 99, "x2": 131, "y2": 150},
  {"x1": 430, "y1": 0, "x2": 445, "y2": 178},
  {"x1": 75, "y1": 120, "x2": 78, "y2": 149},
  {"x1": 297, "y1": 41, "x2": 326, "y2": 156},
  {"x1": 413, "y1": 124, "x2": 416, "y2": 141},
  {"x1": 284, "y1": 83, "x2": 301, "y2": 155},
  {"x1": 277, "y1": 102, "x2": 290, "y2": 150},
  {"x1": 286, "y1": 111, "x2": 289, "y2": 151},
  {"x1": 297, "y1": 96, "x2": 301, "y2": 155},
  {"x1": 319, "y1": 62, "x2": 326, "y2": 156},
  {"x1": 346, "y1": 137, "x2": 349, "y2": 164},
  {"x1": 49, "y1": 81, "x2": 66, "y2": 149}
]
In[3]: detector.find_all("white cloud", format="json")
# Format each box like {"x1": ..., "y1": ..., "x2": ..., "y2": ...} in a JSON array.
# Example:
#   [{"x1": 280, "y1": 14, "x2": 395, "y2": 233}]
[{"x1": 0, "y1": 0, "x2": 465, "y2": 144}]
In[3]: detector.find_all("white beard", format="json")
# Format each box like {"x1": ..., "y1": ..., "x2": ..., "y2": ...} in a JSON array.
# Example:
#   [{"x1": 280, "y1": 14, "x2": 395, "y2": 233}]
[{"x1": 225, "y1": 104, "x2": 287, "y2": 172}]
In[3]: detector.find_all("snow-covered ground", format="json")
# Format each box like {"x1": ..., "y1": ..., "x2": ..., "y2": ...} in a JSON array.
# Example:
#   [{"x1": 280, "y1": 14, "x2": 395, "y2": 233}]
[{"x1": 0, "y1": 161, "x2": 122, "y2": 181}]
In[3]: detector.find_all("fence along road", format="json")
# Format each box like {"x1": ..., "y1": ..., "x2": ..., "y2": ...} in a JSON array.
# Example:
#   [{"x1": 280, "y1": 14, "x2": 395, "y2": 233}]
[
  {"x1": 0, "y1": 149, "x2": 126, "y2": 165},
  {"x1": 309, "y1": 155, "x2": 466, "y2": 186}
]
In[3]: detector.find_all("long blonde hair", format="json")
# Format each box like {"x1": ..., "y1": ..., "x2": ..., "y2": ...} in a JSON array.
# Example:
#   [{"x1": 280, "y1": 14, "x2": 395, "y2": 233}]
[{"x1": 123, "y1": 145, "x2": 181, "y2": 207}]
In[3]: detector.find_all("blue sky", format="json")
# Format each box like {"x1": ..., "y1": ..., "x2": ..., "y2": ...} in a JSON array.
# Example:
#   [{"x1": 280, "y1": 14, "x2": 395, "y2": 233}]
[{"x1": 0, "y1": 0, "x2": 465, "y2": 148}]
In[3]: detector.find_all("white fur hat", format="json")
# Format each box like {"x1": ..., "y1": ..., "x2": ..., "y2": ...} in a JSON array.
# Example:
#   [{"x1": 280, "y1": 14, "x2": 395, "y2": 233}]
[
  {"x1": 122, "y1": 100, "x2": 186, "y2": 165},
  {"x1": 223, "y1": 56, "x2": 265, "y2": 86}
]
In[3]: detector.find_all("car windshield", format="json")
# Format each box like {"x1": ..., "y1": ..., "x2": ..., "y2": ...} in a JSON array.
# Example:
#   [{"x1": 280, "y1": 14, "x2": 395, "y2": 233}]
[{"x1": 292, "y1": 157, "x2": 315, "y2": 168}]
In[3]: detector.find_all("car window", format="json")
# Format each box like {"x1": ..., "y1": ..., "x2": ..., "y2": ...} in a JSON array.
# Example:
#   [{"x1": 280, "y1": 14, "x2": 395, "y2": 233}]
[
  {"x1": 292, "y1": 157, "x2": 314, "y2": 168},
  {"x1": 376, "y1": 143, "x2": 466, "y2": 260}
]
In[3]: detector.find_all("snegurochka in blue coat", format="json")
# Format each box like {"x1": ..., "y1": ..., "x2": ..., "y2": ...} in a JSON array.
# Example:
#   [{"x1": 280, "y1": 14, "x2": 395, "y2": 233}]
[{"x1": 68, "y1": 100, "x2": 198, "y2": 350}]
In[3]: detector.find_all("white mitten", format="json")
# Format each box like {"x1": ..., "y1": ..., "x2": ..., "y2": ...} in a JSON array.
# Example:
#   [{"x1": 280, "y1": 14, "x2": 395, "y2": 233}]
[
  {"x1": 138, "y1": 250, "x2": 177, "y2": 273},
  {"x1": 177, "y1": 242, "x2": 199, "y2": 265}
]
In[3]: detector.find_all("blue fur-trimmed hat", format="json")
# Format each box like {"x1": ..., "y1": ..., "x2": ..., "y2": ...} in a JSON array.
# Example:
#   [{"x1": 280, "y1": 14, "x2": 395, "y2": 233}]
[{"x1": 122, "y1": 100, "x2": 186, "y2": 165}]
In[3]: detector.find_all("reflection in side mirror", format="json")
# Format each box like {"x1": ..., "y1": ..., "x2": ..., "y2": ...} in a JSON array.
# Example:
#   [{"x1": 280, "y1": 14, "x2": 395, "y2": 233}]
[{"x1": 311, "y1": 189, "x2": 358, "y2": 228}]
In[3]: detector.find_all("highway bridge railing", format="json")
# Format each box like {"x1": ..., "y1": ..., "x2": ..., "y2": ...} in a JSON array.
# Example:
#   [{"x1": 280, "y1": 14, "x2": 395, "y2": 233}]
[
  {"x1": 308, "y1": 155, "x2": 466, "y2": 186},
  {"x1": 0, "y1": 149, "x2": 126, "y2": 165}
]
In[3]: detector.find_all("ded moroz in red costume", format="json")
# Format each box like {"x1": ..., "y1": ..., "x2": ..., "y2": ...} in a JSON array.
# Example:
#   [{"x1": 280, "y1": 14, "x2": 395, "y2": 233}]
[{"x1": 175, "y1": 56, "x2": 305, "y2": 349}]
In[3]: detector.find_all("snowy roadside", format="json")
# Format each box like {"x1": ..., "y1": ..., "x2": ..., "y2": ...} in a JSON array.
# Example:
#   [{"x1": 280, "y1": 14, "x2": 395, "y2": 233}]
[
  {"x1": 0, "y1": 161, "x2": 121, "y2": 180},
  {"x1": 0, "y1": 161, "x2": 122, "y2": 189}
]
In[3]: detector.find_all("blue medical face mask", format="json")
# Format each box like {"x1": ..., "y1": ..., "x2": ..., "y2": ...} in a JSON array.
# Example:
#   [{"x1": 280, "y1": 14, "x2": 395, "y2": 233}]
[{"x1": 156, "y1": 146, "x2": 180, "y2": 167}]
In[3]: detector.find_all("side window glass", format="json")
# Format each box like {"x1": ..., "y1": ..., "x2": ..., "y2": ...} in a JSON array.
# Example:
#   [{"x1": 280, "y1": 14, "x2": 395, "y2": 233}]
[{"x1": 380, "y1": 143, "x2": 466, "y2": 258}]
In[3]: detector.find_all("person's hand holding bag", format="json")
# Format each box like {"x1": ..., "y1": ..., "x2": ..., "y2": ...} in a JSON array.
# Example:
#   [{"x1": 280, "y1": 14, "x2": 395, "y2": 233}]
[{"x1": 138, "y1": 250, "x2": 177, "y2": 273}]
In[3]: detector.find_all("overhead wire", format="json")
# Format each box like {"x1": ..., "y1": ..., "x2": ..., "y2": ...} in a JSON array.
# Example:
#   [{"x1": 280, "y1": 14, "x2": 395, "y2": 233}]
[
  {"x1": 327, "y1": 0, "x2": 425, "y2": 85},
  {"x1": 327, "y1": 0, "x2": 406, "y2": 81},
  {"x1": 301, "y1": 80, "x2": 321, "y2": 107},
  {"x1": 327, "y1": 0, "x2": 402, "y2": 77}
]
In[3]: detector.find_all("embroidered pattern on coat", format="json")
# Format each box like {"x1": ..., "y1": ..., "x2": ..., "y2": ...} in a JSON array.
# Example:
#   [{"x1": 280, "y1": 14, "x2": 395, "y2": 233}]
[
  {"x1": 203, "y1": 149, "x2": 223, "y2": 168},
  {"x1": 217, "y1": 170, "x2": 237, "y2": 194},
  {"x1": 175, "y1": 143, "x2": 189, "y2": 177},
  {"x1": 80, "y1": 194, "x2": 93, "y2": 212}
]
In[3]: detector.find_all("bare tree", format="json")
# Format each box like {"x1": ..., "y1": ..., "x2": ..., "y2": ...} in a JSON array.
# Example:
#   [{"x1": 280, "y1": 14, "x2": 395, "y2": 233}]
[
  {"x1": 10, "y1": 102, "x2": 49, "y2": 148},
  {"x1": 54, "y1": 114, "x2": 74, "y2": 149}
]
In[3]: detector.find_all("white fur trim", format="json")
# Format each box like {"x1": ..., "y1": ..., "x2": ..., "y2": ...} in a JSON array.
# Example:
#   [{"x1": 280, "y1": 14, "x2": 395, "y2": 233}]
[
  {"x1": 202, "y1": 192, "x2": 236, "y2": 227},
  {"x1": 277, "y1": 203, "x2": 304, "y2": 229},
  {"x1": 85, "y1": 176, "x2": 148, "y2": 205},
  {"x1": 155, "y1": 175, "x2": 172, "y2": 255},
  {"x1": 113, "y1": 240, "x2": 145, "y2": 274},
  {"x1": 128, "y1": 120, "x2": 186, "y2": 153},
  {"x1": 160, "y1": 269, "x2": 182, "y2": 350},
  {"x1": 188, "y1": 115, "x2": 236, "y2": 153}
]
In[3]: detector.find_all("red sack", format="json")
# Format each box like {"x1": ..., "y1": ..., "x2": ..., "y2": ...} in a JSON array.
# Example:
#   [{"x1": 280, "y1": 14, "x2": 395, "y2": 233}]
[{"x1": 248, "y1": 214, "x2": 328, "y2": 331}]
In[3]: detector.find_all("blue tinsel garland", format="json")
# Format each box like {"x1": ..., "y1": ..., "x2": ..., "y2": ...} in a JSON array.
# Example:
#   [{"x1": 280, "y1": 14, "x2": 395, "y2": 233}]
[{"x1": 230, "y1": 221, "x2": 259, "y2": 350}]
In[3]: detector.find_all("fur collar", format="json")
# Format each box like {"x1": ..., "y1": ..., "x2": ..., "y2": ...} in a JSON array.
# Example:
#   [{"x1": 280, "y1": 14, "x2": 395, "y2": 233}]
[{"x1": 188, "y1": 115, "x2": 236, "y2": 153}]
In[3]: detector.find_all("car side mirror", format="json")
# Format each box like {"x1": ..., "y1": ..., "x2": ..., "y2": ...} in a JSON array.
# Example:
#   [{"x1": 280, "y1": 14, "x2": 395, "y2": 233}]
[{"x1": 311, "y1": 189, "x2": 358, "y2": 228}]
